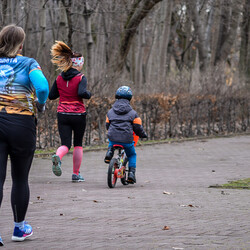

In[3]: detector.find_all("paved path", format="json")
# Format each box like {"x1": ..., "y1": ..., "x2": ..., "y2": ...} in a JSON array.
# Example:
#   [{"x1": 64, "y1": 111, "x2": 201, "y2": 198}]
[{"x1": 0, "y1": 135, "x2": 250, "y2": 249}]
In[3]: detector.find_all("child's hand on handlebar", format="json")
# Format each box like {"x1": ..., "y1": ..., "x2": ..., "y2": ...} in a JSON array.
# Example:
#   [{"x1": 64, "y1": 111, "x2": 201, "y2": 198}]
[{"x1": 141, "y1": 132, "x2": 148, "y2": 139}]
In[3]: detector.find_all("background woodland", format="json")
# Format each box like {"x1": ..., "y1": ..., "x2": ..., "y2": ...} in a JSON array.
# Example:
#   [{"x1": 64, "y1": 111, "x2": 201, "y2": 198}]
[{"x1": 1, "y1": 0, "x2": 249, "y2": 148}]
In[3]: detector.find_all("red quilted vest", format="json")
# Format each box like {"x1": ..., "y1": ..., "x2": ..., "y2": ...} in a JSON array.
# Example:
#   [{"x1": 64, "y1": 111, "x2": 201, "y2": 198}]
[{"x1": 56, "y1": 73, "x2": 86, "y2": 113}]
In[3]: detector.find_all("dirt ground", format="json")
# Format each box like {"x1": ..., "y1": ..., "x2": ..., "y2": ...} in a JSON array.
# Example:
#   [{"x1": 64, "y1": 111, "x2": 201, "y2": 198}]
[{"x1": 0, "y1": 135, "x2": 250, "y2": 249}]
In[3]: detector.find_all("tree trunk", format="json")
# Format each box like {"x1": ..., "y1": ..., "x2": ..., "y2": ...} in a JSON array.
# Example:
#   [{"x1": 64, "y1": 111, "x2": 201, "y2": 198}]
[
  {"x1": 214, "y1": 0, "x2": 242, "y2": 65},
  {"x1": 117, "y1": 0, "x2": 163, "y2": 72},
  {"x1": 239, "y1": 0, "x2": 250, "y2": 86},
  {"x1": 188, "y1": 0, "x2": 208, "y2": 71},
  {"x1": 0, "y1": 0, "x2": 9, "y2": 26},
  {"x1": 22, "y1": 0, "x2": 31, "y2": 56},
  {"x1": 205, "y1": 0, "x2": 215, "y2": 55},
  {"x1": 159, "y1": 0, "x2": 173, "y2": 83},
  {"x1": 61, "y1": 0, "x2": 73, "y2": 47},
  {"x1": 36, "y1": 0, "x2": 46, "y2": 59},
  {"x1": 101, "y1": 10, "x2": 109, "y2": 65},
  {"x1": 83, "y1": 1, "x2": 94, "y2": 81},
  {"x1": 57, "y1": 1, "x2": 68, "y2": 42}
]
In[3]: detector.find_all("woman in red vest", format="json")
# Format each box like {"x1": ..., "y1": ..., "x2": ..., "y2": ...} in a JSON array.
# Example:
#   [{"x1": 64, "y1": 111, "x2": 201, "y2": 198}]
[{"x1": 49, "y1": 41, "x2": 91, "y2": 182}]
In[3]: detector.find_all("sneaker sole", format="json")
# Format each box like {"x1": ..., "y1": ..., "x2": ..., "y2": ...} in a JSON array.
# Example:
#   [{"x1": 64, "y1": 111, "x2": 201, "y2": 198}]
[
  {"x1": 52, "y1": 155, "x2": 62, "y2": 176},
  {"x1": 72, "y1": 179, "x2": 85, "y2": 182},
  {"x1": 11, "y1": 231, "x2": 33, "y2": 242},
  {"x1": 127, "y1": 179, "x2": 136, "y2": 184},
  {"x1": 72, "y1": 178, "x2": 85, "y2": 182}
]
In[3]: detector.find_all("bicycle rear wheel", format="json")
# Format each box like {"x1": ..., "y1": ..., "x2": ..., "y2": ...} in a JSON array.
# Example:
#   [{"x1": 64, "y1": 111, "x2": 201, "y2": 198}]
[{"x1": 107, "y1": 158, "x2": 118, "y2": 188}]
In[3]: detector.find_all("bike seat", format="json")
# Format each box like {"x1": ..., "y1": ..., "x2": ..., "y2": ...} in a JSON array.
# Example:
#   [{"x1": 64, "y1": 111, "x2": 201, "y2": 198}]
[{"x1": 113, "y1": 144, "x2": 124, "y2": 150}]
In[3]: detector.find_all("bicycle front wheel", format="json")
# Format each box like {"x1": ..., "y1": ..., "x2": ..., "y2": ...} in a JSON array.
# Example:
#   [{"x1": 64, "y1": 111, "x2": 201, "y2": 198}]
[
  {"x1": 107, "y1": 158, "x2": 118, "y2": 188},
  {"x1": 121, "y1": 157, "x2": 128, "y2": 185}
]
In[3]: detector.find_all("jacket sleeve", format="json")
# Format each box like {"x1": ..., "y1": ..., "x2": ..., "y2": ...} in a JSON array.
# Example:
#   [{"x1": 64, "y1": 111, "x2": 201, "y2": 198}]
[
  {"x1": 133, "y1": 113, "x2": 147, "y2": 138},
  {"x1": 106, "y1": 115, "x2": 110, "y2": 130},
  {"x1": 48, "y1": 80, "x2": 59, "y2": 100},
  {"x1": 29, "y1": 69, "x2": 49, "y2": 104},
  {"x1": 78, "y1": 75, "x2": 92, "y2": 99}
]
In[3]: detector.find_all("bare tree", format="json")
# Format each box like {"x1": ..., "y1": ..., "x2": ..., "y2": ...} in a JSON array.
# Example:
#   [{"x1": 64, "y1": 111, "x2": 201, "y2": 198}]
[
  {"x1": 188, "y1": 0, "x2": 208, "y2": 71},
  {"x1": 239, "y1": 0, "x2": 250, "y2": 86},
  {"x1": 117, "y1": 0, "x2": 163, "y2": 72},
  {"x1": 214, "y1": 0, "x2": 242, "y2": 65},
  {"x1": 83, "y1": 1, "x2": 94, "y2": 81},
  {"x1": 61, "y1": 0, "x2": 73, "y2": 47},
  {"x1": 0, "y1": 0, "x2": 9, "y2": 26},
  {"x1": 159, "y1": 0, "x2": 173, "y2": 82},
  {"x1": 36, "y1": 0, "x2": 47, "y2": 58}
]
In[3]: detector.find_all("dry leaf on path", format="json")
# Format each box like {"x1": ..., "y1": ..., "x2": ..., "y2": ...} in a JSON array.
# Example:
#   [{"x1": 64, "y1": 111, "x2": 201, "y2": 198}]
[
  {"x1": 180, "y1": 204, "x2": 200, "y2": 208},
  {"x1": 163, "y1": 191, "x2": 173, "y2": 195},
  {"x1": 162, "y1": 226, "x2": 170, "y2": 230}
]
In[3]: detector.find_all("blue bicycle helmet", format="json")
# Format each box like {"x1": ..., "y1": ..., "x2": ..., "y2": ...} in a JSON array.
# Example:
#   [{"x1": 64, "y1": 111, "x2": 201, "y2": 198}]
[{"x1": 115, "y1": 86, "x2": 133, "y2": 101}]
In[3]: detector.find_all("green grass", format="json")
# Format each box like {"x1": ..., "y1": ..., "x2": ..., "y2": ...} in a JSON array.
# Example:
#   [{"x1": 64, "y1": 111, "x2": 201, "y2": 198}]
[
  {"x1": 221, "y1": 178, "x2": 250, "y2": 189},
  {"x1": 210, "y1": 178, "x2": 250, "y2": 189}
]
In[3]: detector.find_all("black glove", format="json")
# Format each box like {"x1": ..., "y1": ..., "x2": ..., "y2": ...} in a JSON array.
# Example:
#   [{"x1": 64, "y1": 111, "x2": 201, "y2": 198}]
[
  {"x1": 36, "y1": 101, "x2": 46, "y2": 113},
  {"x1": 141, "y1": 132, "x2": 148, "y2": 139}
]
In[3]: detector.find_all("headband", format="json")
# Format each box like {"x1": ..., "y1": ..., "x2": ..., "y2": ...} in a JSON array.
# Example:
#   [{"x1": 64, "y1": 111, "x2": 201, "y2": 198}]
[{"x1": 71, "y1": 56, "x2": 84, "y2": 67}]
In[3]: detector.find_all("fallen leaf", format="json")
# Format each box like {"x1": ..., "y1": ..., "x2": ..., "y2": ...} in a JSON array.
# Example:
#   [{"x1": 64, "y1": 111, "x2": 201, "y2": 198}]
[
  {"x1": 180, "y1": 204, "x2": 200, "y2": 208},
  {"x1": 162, "y1": 226, "x2": 170, "y2": 230},
  {"x1": 163, "y1": 191, "x2": 173, "y2": 195}
]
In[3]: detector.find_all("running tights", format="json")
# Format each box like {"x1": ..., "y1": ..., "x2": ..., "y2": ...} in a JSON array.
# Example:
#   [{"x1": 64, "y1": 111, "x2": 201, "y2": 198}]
[{"x1": 0, "y1": 113, "x2": 36, "y2": 222}]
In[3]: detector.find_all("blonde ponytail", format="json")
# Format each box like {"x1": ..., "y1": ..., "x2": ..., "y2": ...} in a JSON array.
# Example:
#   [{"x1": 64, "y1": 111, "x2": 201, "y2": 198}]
[{"x1": 51, "y1": 41, "x2": 73, "y2": 72}]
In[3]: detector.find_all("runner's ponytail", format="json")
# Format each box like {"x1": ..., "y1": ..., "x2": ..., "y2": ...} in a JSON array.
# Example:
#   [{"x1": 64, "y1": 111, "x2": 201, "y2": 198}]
[{"x1": 51, "y1": 41, "x2": 74, "y2": 72}]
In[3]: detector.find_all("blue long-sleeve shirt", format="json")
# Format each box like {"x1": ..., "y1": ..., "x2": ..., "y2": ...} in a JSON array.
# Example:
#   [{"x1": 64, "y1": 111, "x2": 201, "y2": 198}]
[{"x1": 0, "y1": 55, "x2": 49, "y2": 115}]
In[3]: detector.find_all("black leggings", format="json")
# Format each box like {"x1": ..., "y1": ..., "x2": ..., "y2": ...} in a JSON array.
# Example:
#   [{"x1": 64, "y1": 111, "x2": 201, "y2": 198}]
[
  {"x1": 0, "y1": 113, "x2": 36, "y2": 222},
  {"x1": 57, "y1": 113, "x2": 86, "y2": 149}
]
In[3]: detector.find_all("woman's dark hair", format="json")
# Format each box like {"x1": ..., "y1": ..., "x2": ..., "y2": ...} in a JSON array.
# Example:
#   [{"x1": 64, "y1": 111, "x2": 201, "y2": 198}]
[{"x1": 0, "y1": 24, "x2": 25, "y2": 57}]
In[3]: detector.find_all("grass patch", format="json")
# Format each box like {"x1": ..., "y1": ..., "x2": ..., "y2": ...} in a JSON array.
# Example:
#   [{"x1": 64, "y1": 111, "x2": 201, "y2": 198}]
[{"x1": 210, "y1": 178, "x2": 250, "y2": 189}]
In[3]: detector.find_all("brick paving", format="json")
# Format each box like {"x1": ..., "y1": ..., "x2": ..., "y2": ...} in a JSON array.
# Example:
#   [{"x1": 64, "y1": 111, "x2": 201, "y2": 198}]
[{"x1": 0, "y1": 135, "x2": 250, "y2": 249}]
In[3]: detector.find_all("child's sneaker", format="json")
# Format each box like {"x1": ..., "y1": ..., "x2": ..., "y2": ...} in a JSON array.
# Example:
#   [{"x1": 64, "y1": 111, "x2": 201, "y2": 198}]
[
  {"x1": 11, "y1": 222, "x2": 33, "y2": 242},
  {"x1": 0, "y1": 235, "x2": 3, "y2": 246},
  {"x1": 104, "y1": 147, "x2": 114, "y2": 163},
  {"x1": 52, "y1": 154, "x2": 62, "y2": 176},
  {"x1": 127, "y1": 167, "x2": 136, "y2": 184},
  {"x1": 72, "y1": 173, "x2": 85, "y2": 182}
]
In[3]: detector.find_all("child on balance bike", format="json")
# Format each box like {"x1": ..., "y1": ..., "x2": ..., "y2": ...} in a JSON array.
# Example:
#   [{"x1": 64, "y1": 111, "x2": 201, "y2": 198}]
[{"x1": 104, "y1": 86, "x2": 147, "y2": 183}]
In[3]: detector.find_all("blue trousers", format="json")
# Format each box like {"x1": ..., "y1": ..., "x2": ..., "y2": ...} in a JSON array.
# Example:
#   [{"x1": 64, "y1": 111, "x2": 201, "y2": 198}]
[{"x1": 108, "y1": 140, "x2": 137, "y2": 168}]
